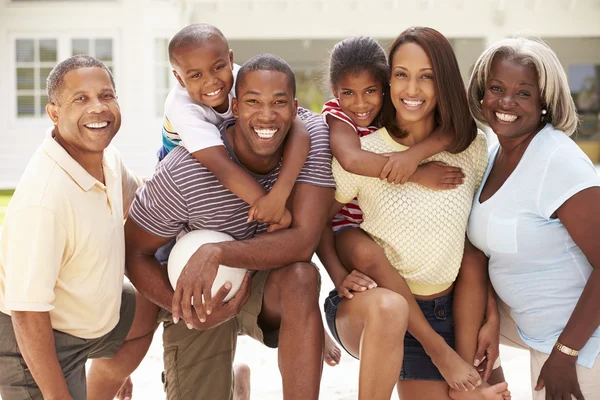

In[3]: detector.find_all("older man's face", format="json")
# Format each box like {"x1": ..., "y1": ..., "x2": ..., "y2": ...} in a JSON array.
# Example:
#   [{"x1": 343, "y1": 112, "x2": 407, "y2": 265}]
[
  {"x1": 47, "y1": 67, "x2": 121, "y2": 154},
  {"x1": 232, "y1": 70, "x2": 297, "y2": 158}
]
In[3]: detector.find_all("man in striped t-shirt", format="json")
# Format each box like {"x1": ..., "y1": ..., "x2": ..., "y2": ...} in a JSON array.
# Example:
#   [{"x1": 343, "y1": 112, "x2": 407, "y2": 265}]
[{"x1": 125, "y1": 54, "x2": 334, "y2": 400}]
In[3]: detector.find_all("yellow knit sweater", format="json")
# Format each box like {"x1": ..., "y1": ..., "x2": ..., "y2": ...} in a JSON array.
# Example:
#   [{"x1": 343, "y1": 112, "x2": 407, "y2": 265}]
[{"x1": 333, "y1": 128, "x2": 488, "y2": 295}]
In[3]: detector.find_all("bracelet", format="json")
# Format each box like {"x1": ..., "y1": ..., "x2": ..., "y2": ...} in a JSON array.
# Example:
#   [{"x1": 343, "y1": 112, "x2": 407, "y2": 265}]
[{"x1": 554, "y1": 341, "x2": 579, "y2": 357}]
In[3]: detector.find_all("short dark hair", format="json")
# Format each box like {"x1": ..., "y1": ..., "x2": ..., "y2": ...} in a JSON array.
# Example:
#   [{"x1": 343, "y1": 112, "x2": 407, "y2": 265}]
[
  {"x1": 235, "y1": 54, "x2": 296, "y2": 97},
  {"x1": 46, "y1": 55, "x2": 115, "y2": 105},
  {"x1": 328, "y1": 36, "x2": 388, "y2": 127},
  {"x1": 381, "y1": 27, "x2": 477, "y2": 153},
  {"x1": 168, "y1": 23, "x2": 228, "y2": 65}
]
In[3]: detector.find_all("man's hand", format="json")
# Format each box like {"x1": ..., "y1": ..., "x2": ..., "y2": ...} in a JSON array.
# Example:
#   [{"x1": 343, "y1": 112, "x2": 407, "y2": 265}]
[
  {"x1": 248, "y1": 191, "x2": 288, "y2": 225},
  {"x1": 380, "y1": 152, "x2": 421, "y2": 184},
  {"x1": 184, "y1": 272, "x2": 253, "y2": 330},
  {"x1": 474, "y1": 317, "x2": 500, "y2": 382},
  {"x1": 411, "y1": 161, "x2": 464, "y2": 191},
  {"x1": 335, "y1": 270, "x2": 377, "y2": 299},
  {"x1": 171, "y1": 244, "x2": 221, "y2": 326},
  {"x1": 535, "y1": 350, "x2": 584, "y2": 400}
]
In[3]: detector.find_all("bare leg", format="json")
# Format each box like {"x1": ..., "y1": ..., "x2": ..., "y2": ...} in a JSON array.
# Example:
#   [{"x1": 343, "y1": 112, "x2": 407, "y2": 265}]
[
  {"x1": 259, "y1": 262, "x2": 323, "y2": 400},
  {"x1": 335, "y1": 228, "x2": 480, "y2": 390},
  {"x1": 87, "y1": 290, "x2": 159, "y2": 400},
  {"x1": 233, "y1": 364, "x2": 251, "y2": 400},
  {"x1": 324, "y1": 332, "x2": 341, "y2": 366},
  {"x1": 487, "y1": 367, "x2": 506, "y2": 385},
  {"x1": 336, "y1": 288, "x2": 408, "y2": 400},
  {"x1": 449, "y1": 382, "x2": 511, "y2": 400},
  {"x1": 398, "y1": 381, "x2": 453, "y2": 400}
]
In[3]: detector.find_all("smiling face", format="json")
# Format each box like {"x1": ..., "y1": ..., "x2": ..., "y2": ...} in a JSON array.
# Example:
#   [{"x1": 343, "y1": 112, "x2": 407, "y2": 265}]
[
  {"x1": 389, "y1": 42, "x2": 437, "y2": 126},
  {"x1": 171, "y1": 36, "x2": 234, "y2": 113},
  {"x1": 232, "y1": 69, "x2": 297, "y2": 160},
  {"x1": 482, "y1": 57, "x2": 544, "y2": 140},
  {"x1": 46, "y1": 67, "x2": 121, "y2": 154},
  {"x1": 333, "y1": 71, "x2": 383, "y2": 128}
]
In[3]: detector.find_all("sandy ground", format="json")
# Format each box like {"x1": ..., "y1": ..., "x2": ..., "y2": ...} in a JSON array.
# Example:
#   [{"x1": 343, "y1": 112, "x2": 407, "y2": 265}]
[{"x1": 124, "y1": 256, "x2": 535, "y2": 400}]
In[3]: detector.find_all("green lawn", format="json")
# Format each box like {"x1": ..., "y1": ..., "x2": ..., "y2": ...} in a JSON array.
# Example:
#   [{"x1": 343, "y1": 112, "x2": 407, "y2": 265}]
[{"x1": 0, "y1": 190, "x2": 14, "y2": 226}]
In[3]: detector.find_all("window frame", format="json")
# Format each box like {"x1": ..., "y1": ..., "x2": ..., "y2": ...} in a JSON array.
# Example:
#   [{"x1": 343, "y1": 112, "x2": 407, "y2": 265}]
[
  {"x1": 9, "y1": 32, "x2": 119, "y2": 123},
  {"x1": 154, "y1": 36, "x2": 176, "y2": 117}
]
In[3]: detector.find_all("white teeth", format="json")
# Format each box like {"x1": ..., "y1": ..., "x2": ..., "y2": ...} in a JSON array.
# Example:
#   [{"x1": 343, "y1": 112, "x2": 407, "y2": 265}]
[
  {"x1": 402, "y1": 99, "x2": 424, "y2": 107},
  {"x1": 206, "y1": 88, "x2": 222, "y2": 96},
  {"x1": 355, "y1": 111, "x2": 370, "y2": 118},
  {"x1": 85, "y1": 122, "x2": 108, "y2": 129},
  {"x1": 254, "y1": 128, "x2": 278, "y2": 139},
  {"x1": 495, "y1": 112, "x2": 517, "y2": 122}
]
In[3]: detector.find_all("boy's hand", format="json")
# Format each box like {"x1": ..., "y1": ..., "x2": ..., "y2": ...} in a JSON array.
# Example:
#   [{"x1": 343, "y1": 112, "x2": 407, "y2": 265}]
[
  {"x1": 380, "y1": 152, "x2": 421, "y2": 184},
  {"x1": 412, "y1": 161, "x2": 464, "y2": 190},
  {"x1": 267, "y1": 209, "x2": 292, "y2": 233},
  {"x1": 248, "y1": 191, "x2": 286, "y2": 225}
]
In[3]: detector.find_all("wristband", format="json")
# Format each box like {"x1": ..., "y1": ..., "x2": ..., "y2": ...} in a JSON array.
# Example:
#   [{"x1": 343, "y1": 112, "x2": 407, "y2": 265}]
[{"x1": 554, "y1": 341, "x2": 579, "y2": 357}]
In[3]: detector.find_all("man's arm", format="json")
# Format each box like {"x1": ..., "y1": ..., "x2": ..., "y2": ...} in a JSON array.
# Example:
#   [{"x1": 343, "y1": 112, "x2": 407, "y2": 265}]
[
  {"x1": 171, "y1": 182, "x2": 334, "y2": 323},
  {"x1": 125, "y1": 220, "x2": 255, "y2": 330},
  {"x1": 124, "y1": 220, "x2": 174, "y2": 312},
  {"x1": 1, "y1": 206, "x2": 71, "y2": 398},
  {"x1": 214, "y1": 183, "x2": 333, "y2": 269},
  {"x1": 11, "y1": 311, "x2": 72, "y2": 400}
]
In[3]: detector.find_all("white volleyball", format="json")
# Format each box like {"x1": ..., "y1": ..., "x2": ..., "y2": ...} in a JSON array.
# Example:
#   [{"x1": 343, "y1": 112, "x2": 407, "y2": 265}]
[{"x1": 167, "y1": 230, "x2": 247, "y2": 302}]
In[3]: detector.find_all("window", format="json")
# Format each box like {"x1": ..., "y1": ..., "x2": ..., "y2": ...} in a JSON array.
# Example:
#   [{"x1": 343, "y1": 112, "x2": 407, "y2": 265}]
[
  {"x1": 155, "y1": 38, "x2": 172, "y2": 116},
  {"x1": 15, "y1": 38, "x2": 57, "y2": 117},
  {"x1": 14, "y1": 37, "x2": 115, "y2": 119},
  {"x1": 71, "y1": 38, "x2": 114, "y2": 71}
]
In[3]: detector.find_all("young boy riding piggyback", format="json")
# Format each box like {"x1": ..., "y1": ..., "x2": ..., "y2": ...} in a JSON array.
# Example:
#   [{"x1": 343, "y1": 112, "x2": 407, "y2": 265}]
[{"x1": 159, "y1": 24, "x2": 311, "y2": 230}]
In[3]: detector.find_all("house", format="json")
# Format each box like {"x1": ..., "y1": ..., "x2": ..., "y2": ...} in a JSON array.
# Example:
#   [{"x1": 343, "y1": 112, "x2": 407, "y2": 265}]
[{"x1": 1, "y1": 0, "x2": 600, "y2": 187}]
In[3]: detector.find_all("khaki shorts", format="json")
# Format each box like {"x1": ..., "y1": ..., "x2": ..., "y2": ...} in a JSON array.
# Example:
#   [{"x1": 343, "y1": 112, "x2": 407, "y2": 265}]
[
  {"x1": 0, "y1": 283, "x2": 136, "y2": 400},
  {"x1": 497, "y1": 300, "x2": 600, "y2": 400},
  {"x1": 157, "y1": 270, "x2": 274, "y2": 400}
]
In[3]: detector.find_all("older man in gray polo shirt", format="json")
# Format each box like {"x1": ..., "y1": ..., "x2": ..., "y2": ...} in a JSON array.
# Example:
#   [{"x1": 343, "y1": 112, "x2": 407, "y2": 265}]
[{"x1": 125, "y1": 54, "x2": 335, "y2": 400}]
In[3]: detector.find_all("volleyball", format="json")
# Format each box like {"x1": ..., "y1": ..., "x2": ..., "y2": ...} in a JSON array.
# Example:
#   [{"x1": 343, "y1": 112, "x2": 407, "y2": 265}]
[{"x1": 167, "y1": 229, "x2": 247, "y2": 302}]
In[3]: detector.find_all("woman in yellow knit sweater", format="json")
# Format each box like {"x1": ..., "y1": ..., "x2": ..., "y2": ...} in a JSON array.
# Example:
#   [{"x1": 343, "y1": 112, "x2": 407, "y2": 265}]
[{"x1": 317, "y1": 27, "x2": 510, "y2": 400}]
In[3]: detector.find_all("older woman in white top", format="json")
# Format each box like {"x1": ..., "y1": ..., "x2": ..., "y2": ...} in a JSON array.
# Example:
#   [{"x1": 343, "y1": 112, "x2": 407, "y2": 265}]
[{"x1": 467, "y1": 37, "x2": 600, "y2": 400}]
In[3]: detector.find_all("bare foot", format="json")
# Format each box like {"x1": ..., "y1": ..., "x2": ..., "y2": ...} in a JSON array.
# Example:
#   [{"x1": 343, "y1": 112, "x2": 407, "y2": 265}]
[
  {"x1": 324, "y1": 332, "x2": 341, "y2": 366},
  {"x1": 449, "y1": 382, "x2": 510, "y2": 400},
  {"x1": 233, "y1": 363, "x2": 251, "y2": 400},
  {"x1": 115, "y1": 376, "x2": 133, "y2": 400},
  {"x1": 430, "y1": 346, "x2": 481, "y2": 391}
]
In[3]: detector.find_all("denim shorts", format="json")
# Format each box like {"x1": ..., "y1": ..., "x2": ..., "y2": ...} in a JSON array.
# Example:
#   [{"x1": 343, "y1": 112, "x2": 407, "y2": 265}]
[{"x1": 324, "y1": 289, "x2": 454, "y2": 381}]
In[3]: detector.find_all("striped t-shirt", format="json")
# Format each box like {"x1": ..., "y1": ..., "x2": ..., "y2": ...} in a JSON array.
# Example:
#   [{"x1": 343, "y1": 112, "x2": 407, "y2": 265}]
[
  {"x1": 129, "y1": 108, "x2": 335, "y2": 241},
  {"x1": 322, "y1": 99, "x2": 378, "y2": 231}
]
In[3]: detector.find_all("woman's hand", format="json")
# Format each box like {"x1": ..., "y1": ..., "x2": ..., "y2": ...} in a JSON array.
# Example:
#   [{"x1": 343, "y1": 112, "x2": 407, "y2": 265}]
[
  {"x1": 335, "y1": 270, "x2": 377, "y2": 299},
  {"x1": 473, "y1": 316, "x2": 501, "y2": 382},
  {"x1": 411, "y1": 161, "x2": 464, "y2": 190},
  {"x1": 535, "y1": 349, "x2": 584, "y2": 400}
]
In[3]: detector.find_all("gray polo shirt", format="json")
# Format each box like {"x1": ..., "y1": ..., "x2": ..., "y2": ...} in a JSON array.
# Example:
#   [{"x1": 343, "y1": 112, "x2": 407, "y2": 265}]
[{"x1": 130, "y1": 108, "x2": 334, "y2": 240}]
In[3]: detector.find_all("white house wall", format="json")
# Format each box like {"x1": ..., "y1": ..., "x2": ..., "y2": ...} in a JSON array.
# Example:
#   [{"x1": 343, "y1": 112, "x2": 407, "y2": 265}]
[{"x1": 0, "y1": 0, "x2": 182, "y2": 188}]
